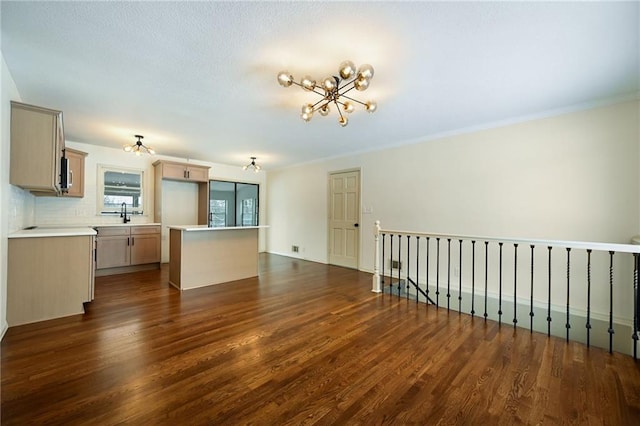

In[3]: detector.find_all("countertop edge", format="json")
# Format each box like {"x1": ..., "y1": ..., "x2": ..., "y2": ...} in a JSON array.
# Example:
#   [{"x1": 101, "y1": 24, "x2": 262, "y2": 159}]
[
  {"x1": 168, "y1": 225, "x2": 269, "y2": 232},
  {"x1": 9, "y1": 228, "x2": 98, "y2": 238}
]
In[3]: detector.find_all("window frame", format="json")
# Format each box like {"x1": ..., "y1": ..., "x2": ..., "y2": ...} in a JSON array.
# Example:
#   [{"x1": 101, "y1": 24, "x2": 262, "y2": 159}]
[
  {"x1": 209, "y1": 180, "x2": 259, "y2": 227},
  {"x1": 97, "y1": 164, "x2": 147, "y2": 216}
]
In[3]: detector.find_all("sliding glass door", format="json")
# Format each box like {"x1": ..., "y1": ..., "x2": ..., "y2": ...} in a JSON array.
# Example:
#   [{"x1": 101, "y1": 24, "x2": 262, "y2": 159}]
[{"x1": 209, "y1": 180, "x2": 259, "y2": 227}]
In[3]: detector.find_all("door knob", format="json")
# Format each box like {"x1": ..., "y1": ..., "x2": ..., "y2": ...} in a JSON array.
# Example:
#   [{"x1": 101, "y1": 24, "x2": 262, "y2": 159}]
[{"x1": 354, "y1": 223, "x2": 359, "y2": 227}]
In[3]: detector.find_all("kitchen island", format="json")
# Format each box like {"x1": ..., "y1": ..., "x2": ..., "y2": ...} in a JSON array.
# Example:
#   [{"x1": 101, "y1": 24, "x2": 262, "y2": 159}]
[{"x1": 168, "y1": 225, "x2": 266, "y2": 290}]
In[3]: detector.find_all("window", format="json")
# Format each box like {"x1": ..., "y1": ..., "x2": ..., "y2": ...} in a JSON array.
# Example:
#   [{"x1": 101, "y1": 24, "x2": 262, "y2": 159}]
[
  {"x1": 98, "y1": 165, "x2": 145, "y2": 215},
  {"x1": 209, "y1": 180, "x2": 259, "y2": 227},
  {"x1": 210, "y1": 199, "x2": 227, "y2": 227}
]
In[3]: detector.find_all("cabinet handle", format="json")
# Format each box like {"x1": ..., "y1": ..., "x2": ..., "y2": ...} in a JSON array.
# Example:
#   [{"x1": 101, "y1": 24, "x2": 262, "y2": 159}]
[
  {"x1": 69, "y1": 170, "x2": 73, "y2": 185},
  {"x1": 132, "y1": 237, "x2": 135, "y2": 246},
  {"x1": 183, "y1": 170, "x2": 187, "y2": 179},
  {"x1": 127, "y1": 237, "x2": 130, "y2": 246},
  {"x1": 187, "y1": 170, "x2": 190, "y2": 179}
]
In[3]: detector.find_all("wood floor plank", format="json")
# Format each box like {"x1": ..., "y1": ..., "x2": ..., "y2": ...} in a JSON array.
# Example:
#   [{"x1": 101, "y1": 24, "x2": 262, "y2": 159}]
[{"x1": 2, "y1": 253, "x2": 640, "y2": 424}]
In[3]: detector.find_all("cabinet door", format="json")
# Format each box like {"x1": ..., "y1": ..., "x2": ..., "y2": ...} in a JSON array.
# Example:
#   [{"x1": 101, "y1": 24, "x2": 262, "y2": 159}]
[
  {"x1": 96, "y1": 235, "x2": 131, "y2": 269},
  {"x1": 130, "y1": 233, "x2": 161, "y2": 265},
  {"x1": 161, "y1": 163, "x2": 188, "y2": 181},
  {"x1": 10, "y1": 101, "x2": 64, "y2": 194},
  {"x1": 186, "y1": 166, "x2": 209, "y2": 182},
  {"x1": 64, "y1": 149, "x2": 86, "y2": 198}
]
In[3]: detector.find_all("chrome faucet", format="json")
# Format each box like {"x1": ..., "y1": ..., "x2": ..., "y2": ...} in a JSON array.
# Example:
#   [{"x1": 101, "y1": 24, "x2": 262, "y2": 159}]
[{"x1": 120, "y1": 202, "x2": 131, "y2": 223}]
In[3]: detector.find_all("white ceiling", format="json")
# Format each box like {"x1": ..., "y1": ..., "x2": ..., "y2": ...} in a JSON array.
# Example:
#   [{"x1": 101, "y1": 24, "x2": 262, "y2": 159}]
[{"x1": 1, "y1": 1, "x2": 638, "y2": 170}]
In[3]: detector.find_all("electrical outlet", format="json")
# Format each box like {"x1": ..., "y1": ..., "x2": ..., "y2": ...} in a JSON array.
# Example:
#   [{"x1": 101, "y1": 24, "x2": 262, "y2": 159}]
[
  {"x1": 391, "y1": 260, "x2": 402, "y2": 270},
  {"x1": 292, "y1": 245, "x2": 299, "y2": 253},
  {"x1": 453, "y1": 267, "x2": 460, "y2": 277}
]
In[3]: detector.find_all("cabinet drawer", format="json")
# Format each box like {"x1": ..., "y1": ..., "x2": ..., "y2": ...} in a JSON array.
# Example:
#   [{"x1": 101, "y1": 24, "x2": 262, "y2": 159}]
[
  {"x1": 95, "y1": 227, "x2": 130, "y2": 237},
  {"x1": 131, "y1": 226, "x2": 160, "y2": 235}
]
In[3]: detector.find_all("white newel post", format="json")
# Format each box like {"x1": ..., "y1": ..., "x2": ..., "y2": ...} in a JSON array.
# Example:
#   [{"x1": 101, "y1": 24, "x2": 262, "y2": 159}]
[{"x1": 372, "y1": 220, "x2": 382, "y2": 293}]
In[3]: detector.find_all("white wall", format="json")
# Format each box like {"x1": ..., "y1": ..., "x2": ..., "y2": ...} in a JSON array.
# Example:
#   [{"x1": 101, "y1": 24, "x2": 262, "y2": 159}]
[
  {"x1": 1, "y1": 51, "x2": 30, "y2": 339},
  {"x1": 267, "y1": 100, "x2": 640, "y2": 270}
]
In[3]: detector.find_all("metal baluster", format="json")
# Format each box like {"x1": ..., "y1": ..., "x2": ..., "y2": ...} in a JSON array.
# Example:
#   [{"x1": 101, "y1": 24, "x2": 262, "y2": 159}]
[
  {"x1": 586, "y1": 249, "x2": 592, "y2": 348},
  {"x1": 498, "y1": 242, "x2": 503, "y2": 326},
  {"x1": 389, "y1": 235, "x2": 394, "y2": 294},
  {"x1": 471, "y1": 241, "x2": 476, "y2": 317},
  {"x1": 547, "y1": 246, "x2": 552, "y2": 337},
  {"x1": 529, "y1": 245, "x2": 535, "y2": 333},
  {"x1": 381, "y1": 234, "x2": 386, "y2": 293},
  {"x1": 484, "y1": 241, "x2": 489, "y2": 321},
  {"x1": 426, "y1": 237, "x2": 430, "y2": 304},
  {"x1": 406, "y1": 235, "x2": 410, "y2": 300},
  {"x1": 608, "y1": 251, "x2": 615, "y2": 354},
  {"x1": 458, "y1": 239, "x2": 463, "y2": 314},
  {"x1": 447, "y1": 238, "x2": 451, "y2": 311},
  {"x1": 633, "y1": 253, "x2": 639, "y2": 360},
  {"x1": 397, "y1": 235, "x2": 402, "y2": 298},
  {"x1": 436, "y1": 238, "x2": 441, "y2": 308},
  {"x1": 416, "y1": 237, "x2": 420, "y2": 304},
  {"x1": 513, "y1": 244, "x2": 518, "y2": 329},
  {"x1": 565, "y1": 248, "x2": 571, "y2": 342}
]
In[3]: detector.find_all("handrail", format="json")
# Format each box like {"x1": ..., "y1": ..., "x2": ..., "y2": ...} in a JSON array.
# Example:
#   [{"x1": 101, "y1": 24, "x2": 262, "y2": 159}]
[{"x1": 377, "y1": 227, "x2": 640, "y2": 254}]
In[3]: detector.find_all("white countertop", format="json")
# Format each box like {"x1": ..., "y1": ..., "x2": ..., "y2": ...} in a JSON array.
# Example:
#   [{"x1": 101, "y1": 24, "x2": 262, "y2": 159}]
[
  {"x1": 168, "y1": 225, "x2": 268, "y2": 232},
  {"x1": 93, "y1": 223, "x2": 161, "y2": 228},
  {"x1": 9, "y1": 227, "x2": 97, "y2": 239}
]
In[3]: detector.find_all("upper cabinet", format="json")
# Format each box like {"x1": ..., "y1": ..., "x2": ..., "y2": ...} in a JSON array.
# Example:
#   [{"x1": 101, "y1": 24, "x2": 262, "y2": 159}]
[
  {"x1": 64, "y1": 148, "x2": 88, "y2": 198},
  {"x1": 153, "y1": 160, "x2": 210, "y2": 183},
  {"x1": 10, "y1": 101, "x2": 66, "y2": 195}
]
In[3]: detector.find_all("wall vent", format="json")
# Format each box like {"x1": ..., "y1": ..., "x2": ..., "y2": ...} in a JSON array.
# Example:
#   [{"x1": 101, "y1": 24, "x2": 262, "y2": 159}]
[{"x1": 391, "y1": 260, "x2": 402, "y2": 270}]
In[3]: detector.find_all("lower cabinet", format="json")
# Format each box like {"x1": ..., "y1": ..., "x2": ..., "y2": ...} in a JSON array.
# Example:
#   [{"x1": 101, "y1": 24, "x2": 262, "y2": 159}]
[
  {"x1": 95, "y1": 225, "x2": 161, "y2": 276},
  {"x1": 7, "y1": 234, "x2": 95, "y2": 326}
]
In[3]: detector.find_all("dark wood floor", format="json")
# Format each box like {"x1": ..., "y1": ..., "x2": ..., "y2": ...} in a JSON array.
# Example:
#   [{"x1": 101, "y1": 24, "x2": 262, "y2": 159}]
[{"x1": 2, "y1": 253, "x2": 640, "y2": 424}]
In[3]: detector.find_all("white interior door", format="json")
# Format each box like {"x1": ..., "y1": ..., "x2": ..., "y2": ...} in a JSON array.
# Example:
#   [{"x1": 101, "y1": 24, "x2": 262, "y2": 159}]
[{"x1": 328, "y1": 170, "x2": 360, "y2": 269}]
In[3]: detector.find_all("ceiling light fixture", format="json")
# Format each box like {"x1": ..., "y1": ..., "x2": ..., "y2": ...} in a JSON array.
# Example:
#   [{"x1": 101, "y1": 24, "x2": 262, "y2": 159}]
[
  {"x1": 277, "y1": 61, "x2": 377, "y2": 127},
  {"x1": 243, "y1": 157, "x2": 261, "y2": 173},
  {"x1": 123, "y1": 135, "x2": 155, "y2": 156}
]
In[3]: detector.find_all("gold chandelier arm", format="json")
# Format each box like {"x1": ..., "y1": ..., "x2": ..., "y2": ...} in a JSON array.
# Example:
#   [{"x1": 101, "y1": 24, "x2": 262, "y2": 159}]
[
  {"x1": 337, "y1": 93, "x2": 369, "y2": 107},
  {"x1": 290, "y1": 80, "x2": 327, "y2": 98}
]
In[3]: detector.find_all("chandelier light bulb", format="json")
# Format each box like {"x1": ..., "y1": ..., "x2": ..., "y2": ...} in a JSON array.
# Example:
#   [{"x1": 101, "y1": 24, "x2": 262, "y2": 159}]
[
  {"x1": 123, "y1": 145, "x2": 132, "y2": 152},
  {"x1": 339, "y1": 60, "x2": 356, "y2": 79},
  {"x1": 322, "y1": 77, "x2": 336, "y2": 91},
  {"x1": 277, "y1": 71, "x2": 293, "y2": 87},
  {"x1": 301, "y1": 76, "x2": 316, "y2": 91},
  {"x1": 365, "y1": 101, "x2": 377, "y2": 113},
  {"x1": 357, "y1": 64, "x2": 374, "y2": 80},
  {"x1": 343, "y1": 102, "x2": 354, "y2": 114},
  {"x1": 276, "y1": 61, "x2": 377, "y2": 127},
  {"x1": 354, "y1": 77, "x2": 370, "y2": 91}
]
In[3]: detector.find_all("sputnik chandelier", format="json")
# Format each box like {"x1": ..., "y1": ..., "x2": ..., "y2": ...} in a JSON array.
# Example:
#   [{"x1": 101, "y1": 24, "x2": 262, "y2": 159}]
[
  {"x1": 277, "y1": 61, "x2": 377, "y2": 127},
  {"x1": 242, "y1": 157, "x2": 261, "y2": 173},
  {"x1": 123, "y1": 135, "x2": 155, "y2": 156}
]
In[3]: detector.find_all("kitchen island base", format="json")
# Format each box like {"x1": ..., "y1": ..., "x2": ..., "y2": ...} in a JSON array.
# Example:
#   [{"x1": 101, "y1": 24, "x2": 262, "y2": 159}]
[{"x1": 169, "y1": 226, "x2": 261, "y2": 290}]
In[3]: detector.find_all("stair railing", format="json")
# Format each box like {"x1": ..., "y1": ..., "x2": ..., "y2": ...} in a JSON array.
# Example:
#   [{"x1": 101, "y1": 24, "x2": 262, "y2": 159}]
[{"x1": 372, "y1": 220, "x2": 640, "y2": 358}]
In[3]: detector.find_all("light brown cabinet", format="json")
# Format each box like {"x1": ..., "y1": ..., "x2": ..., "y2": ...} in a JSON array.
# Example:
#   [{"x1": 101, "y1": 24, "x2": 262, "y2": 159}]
[
  {"x1": 153, "y1": 161, "x2": 211, "y2": 262},
  {"x1": 10, "y1": 101, "x2": 66, "y2": 195},
  {"x1": 7, "y1": 234, "x2": 95, "y2": 326},
  {"x1": 153, "y1": 160, "x2": 210, "y2": 183},
  {"x1": 64, "y1": 148, "x2": 87, "y2": 198},
  {"x1": 95, "y1": 226, "x2": 161, "y2": 276}
]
